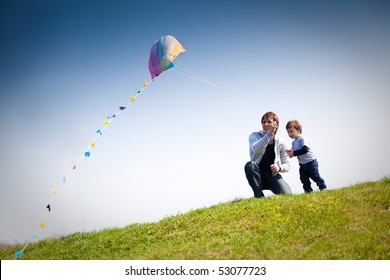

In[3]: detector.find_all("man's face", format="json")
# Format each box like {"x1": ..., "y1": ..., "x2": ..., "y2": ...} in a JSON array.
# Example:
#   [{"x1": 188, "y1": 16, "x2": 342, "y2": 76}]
[{"x1": 262, "y1": 118, "x2": 274, "y2": 133}]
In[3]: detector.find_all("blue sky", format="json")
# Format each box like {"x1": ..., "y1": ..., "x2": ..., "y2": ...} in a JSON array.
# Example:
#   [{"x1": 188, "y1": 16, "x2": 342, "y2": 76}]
[{"x1": 1, "y1": 0, "x2": 389, "y2": 243}]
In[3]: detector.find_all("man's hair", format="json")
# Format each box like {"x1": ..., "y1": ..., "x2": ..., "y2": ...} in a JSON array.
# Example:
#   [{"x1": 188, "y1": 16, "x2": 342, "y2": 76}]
[{"x1": 286, "y1": 120, "x2": 302, "y2": 134}]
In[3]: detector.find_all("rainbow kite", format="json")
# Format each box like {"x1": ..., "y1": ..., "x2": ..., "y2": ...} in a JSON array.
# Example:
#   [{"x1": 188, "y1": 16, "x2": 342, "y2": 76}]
[{"x1": 148, "y1": 35, "x2": 186, "y2": 79}]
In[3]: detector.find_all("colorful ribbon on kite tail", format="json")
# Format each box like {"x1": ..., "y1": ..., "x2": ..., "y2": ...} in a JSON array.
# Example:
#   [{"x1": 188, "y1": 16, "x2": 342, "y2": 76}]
[
  {"x1": 14, "y1": 79, "x2": 153, "y2": 259},
  {"x1": 72, "y1": 79, "x2": 152, "y2": 170}
]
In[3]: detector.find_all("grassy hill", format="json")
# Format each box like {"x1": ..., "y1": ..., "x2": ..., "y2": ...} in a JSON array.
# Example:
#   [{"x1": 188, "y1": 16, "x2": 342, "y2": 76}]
[{"x1": 1, "y1": 178, "x2": 389, "y2": 260}]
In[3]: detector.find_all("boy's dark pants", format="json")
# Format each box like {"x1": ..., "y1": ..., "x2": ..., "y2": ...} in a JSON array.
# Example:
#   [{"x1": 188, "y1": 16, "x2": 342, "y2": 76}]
[{"x1": 299, "y1": 159, "x2": 326, "y2": 193}]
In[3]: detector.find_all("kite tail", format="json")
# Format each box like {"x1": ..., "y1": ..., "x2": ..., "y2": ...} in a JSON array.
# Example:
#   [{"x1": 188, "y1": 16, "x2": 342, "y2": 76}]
[{"x1": 14, "y1": 79, "x2": 154, "y2": 259}]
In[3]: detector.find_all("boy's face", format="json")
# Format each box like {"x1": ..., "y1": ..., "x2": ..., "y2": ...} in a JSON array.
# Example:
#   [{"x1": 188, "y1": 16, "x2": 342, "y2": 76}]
[{"x1": 287, "y1": 127, "x2": 300, "y2": 139}]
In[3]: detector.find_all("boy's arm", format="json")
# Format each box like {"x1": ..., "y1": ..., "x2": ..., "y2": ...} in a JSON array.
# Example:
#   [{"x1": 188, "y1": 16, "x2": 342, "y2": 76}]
[{"x1": 293, "y1": 145, "x2": 309, "y2": 156}]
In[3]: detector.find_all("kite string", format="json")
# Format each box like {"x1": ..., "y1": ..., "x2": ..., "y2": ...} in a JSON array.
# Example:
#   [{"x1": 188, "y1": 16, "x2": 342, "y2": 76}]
[
  {"x1": 174, "y1": 56, "x2": 216, "y2": 87},
  {"x1": 170, "y1": 68, "x2": 216, "y2": 86}
]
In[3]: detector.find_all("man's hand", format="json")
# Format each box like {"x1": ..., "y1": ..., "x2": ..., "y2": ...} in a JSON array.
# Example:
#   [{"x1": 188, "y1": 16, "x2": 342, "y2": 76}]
[
  {"x1": 270, "y1": 164, "x2": 280, "y2": 173},
  {"x1": 270, "y1": 121, "x2": 278, "y2": 135}
]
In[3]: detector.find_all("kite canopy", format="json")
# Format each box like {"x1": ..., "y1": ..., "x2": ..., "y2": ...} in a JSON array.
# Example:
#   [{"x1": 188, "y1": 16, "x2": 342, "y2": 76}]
[{"x1": 148, "y1": 35, "x2": 186, "y2": 79}]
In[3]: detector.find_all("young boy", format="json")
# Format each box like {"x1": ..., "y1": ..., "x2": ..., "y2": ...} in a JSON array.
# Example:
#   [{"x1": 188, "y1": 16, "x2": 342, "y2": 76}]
[{"x1": 286, "y1": 120, "x2": 327, "y2": 193}]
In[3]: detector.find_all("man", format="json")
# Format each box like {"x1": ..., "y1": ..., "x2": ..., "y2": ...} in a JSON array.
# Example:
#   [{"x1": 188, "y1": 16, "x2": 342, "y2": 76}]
[{"x1": 244, "y1": 111, "x2": 292, "y2": 198}]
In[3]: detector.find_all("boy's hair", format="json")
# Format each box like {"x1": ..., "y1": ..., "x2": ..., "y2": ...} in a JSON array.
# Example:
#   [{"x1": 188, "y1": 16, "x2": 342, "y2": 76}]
[
  {"x1": 286, "y1": 120, "x2": 302, "y2": 133},
  {"x1": 261, "y1": 111, "x2": 279, "y2": 133}
]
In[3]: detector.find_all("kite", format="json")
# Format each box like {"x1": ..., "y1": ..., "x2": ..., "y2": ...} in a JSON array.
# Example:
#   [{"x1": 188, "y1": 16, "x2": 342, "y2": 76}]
[
  {"x1": 148, "y1": 35, "x2": 186, "y2": 79},
  {"x1": 14, "y1": 35, "x2": 212, "y2": 259}
]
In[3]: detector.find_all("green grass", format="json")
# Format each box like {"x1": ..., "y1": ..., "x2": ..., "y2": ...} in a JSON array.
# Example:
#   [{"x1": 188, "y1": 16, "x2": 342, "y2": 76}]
[{"x1": 1, "y1": 178, "x2": 389, "y2": 260}]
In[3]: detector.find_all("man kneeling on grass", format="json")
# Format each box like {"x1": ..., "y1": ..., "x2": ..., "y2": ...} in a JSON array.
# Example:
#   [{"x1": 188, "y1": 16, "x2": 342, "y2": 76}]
[{"x1": 244, "y1": 111, "x2": 292, "y2": 198}]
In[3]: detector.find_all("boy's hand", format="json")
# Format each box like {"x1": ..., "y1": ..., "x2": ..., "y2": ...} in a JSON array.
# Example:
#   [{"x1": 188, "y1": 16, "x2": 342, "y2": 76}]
[{"x1": 287, "y1": 149, "x2": 294, "y2": 158}]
